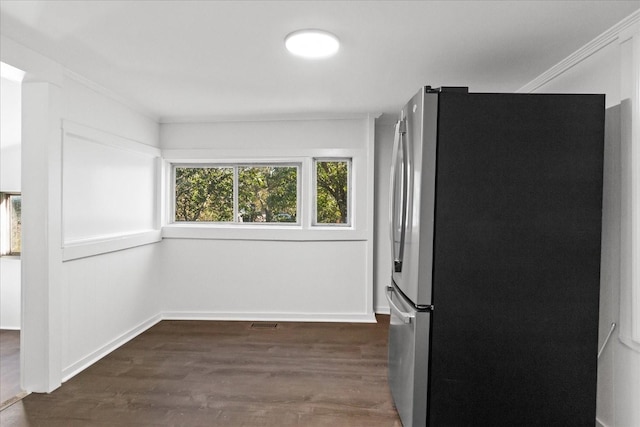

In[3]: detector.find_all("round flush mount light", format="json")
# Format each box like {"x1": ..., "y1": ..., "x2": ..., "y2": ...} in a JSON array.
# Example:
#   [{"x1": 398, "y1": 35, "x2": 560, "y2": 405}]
[{"x1": 285, "y1": 29, "x2": 340, "y2": 59}]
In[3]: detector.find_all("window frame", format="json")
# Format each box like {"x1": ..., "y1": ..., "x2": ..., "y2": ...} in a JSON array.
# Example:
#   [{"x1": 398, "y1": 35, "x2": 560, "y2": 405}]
[
  {"x1": 171, "y1": 162, "x2": 302, "y2": 226},
  {"x1": 312, "y1": 157, "x2": 352, "y2": 227},
  {"x1": 162, "y1": 148, "x2": 367, "y2": 242},
  {"x1": 0, "y1": 192, "x2": 21, "y2": 257}
]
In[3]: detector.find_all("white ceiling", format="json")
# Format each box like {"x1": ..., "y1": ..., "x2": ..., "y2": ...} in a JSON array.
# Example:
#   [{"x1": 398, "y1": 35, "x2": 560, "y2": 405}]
[{"x1": 1, "y1": 1, "x2": 638, "y2": 121}]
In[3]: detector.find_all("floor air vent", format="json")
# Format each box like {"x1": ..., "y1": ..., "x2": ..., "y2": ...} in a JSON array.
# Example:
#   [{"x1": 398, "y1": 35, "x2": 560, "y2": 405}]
[{"x1": 250, "y1": 322, "x2": 278, "y2": 329}]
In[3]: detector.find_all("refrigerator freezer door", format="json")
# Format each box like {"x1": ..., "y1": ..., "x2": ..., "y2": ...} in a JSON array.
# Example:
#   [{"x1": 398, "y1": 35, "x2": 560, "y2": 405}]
[{"x1": 387, "y1": 283, "x2": 430, "y2": 426}]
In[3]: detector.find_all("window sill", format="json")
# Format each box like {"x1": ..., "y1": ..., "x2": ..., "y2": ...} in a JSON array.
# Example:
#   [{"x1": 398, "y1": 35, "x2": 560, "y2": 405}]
[{"x1": 161, "y1": 223, "x2": 367, "y2": 242}]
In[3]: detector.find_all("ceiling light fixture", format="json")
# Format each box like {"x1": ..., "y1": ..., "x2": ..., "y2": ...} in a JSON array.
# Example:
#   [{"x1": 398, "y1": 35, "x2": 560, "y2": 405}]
[{"x1": 285, "y1": 29, "x2": 340, "y2": 59}]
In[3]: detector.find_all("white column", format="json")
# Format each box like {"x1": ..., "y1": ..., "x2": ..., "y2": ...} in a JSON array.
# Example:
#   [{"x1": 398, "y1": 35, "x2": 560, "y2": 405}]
[{"x1": 21, "y1": 80, "x2": 63, "y2": 392}]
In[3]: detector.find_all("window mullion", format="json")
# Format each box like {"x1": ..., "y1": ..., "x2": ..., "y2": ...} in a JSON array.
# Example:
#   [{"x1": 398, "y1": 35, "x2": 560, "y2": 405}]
[{"x1": 233, "y1": 165, "x2": 239, "y2": 223}]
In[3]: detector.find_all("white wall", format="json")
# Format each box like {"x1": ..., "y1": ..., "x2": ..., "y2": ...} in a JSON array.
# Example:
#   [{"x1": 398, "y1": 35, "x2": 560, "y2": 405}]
[
  {"x1": 61, "y1": 243, "x2": 160, "y2": 380},
  {"x1": 524, "y1": 14, "x2": 640, "y2": 427},
  {"x1": 161, "y1": 239, "x2": 368, "y2": 320},
  {"x1": 1, "y1": 76, "x2": 21, "y2": 191},
  {"x1": 61, "y1": 121, "x2": 159, "y2": 244},
  {"x1": 1, "y1": 74, "x2": 22, "y2": 330},
  {"x1": 159, "y1": 118, "x2": 375, "y2": 322},
  {"x1": 63, "y1": 75, "x2": 159, "y2": 148},
  {"x1": 59, "y1": 74, "x2": 162, "y2": 381}
]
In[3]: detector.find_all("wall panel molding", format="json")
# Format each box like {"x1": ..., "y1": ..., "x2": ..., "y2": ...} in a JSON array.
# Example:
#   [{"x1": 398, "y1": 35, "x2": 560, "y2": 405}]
[{"x1": 61, "y1": 121, "x2": 161, "y2": 257}]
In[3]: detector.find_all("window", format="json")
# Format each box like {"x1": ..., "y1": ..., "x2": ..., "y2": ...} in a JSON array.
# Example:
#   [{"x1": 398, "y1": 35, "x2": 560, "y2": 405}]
[
  {"x1": 175, "y1": 166, "x2": 234, "y2": 222},
  {"x1": 314, "y1": 159, "x2": 351, "y2": 225},
  {"x1": 174, "y1": 164, "x2": 299, "y2": 224},
  {"x1": 238, "y1": 166, "x2": 298, "y2": 223},
  {"x1": 0, "y1": 193, "x2": 21, "y2": 256}
]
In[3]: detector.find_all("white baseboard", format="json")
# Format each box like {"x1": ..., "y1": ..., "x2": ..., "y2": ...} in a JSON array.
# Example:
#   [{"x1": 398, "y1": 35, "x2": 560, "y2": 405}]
[
  {"x1": 596, "y1": 417, "x2": 609, "y2": 427},
  {"x1": 162, "y1": 311, "x2": 377, "y2": 323},
  {"x1": 61, "y1": 313, "x2": 162, "y2": 382}
]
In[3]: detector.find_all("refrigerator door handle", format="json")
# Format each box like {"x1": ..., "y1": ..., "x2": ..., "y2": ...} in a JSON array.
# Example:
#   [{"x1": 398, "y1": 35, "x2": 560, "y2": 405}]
[
  {"x1": 389, "y1": 121, "x2": 400, "y2": 268},
  {"x1": 386, "y1": 286, "x2": 415, "y2": 324},
  {"x1": 389, "y1": 119, "x2": 408, "y2": 273}
]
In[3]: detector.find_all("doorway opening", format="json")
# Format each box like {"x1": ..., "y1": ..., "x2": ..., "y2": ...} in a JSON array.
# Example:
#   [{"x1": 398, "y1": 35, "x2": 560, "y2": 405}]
[{"x1": 0, "y1": 61, "x2": 25, "y2": 410}]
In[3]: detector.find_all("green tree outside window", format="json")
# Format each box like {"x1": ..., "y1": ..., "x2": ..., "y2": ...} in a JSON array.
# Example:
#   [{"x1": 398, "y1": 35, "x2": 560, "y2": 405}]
[
  {"x1": 315, "y1": 160, "x2": 349, "y2": 224},
  {"x1": 174, "y1": 165, "x2": 298, "y2": 223}
]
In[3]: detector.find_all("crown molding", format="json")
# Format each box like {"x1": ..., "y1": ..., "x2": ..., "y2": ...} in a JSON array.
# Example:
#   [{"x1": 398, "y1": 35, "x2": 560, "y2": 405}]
[
  {"x1": 518, "y1": 9, "x2": 640, "y2": 93},
  {"x1": 159, "y1": 111, "x2": 376, "y2": 124}
]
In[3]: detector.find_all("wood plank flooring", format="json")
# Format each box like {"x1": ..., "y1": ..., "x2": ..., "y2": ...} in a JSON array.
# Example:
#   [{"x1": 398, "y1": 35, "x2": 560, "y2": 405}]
[
  {"x1": 1, "y1": 316, "x2": 401, "y2": 426},
  {"x1": 0, "y1": 330, "x2": 22, "y2": 406}
]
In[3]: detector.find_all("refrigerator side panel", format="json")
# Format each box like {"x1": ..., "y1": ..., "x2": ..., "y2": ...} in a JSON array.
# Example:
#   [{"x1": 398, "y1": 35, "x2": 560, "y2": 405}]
[{"x1": 428, "y1": 93, "x2": 604, "y2": 426}]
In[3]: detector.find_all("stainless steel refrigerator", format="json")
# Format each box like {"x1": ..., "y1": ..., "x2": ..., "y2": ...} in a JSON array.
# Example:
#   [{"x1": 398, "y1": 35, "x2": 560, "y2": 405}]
[{"x1": 386, "y1": 86, "x2": 604, "y2": 426}]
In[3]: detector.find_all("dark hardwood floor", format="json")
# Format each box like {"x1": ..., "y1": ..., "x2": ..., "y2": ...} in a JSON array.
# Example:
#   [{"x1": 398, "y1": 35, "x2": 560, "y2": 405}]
[
  {"x1": 1, "y1": 316, "x2": 401, "y2": 426},
  {"x1": 0, "y1": 330, "x2": 22, "y2": 406}
]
